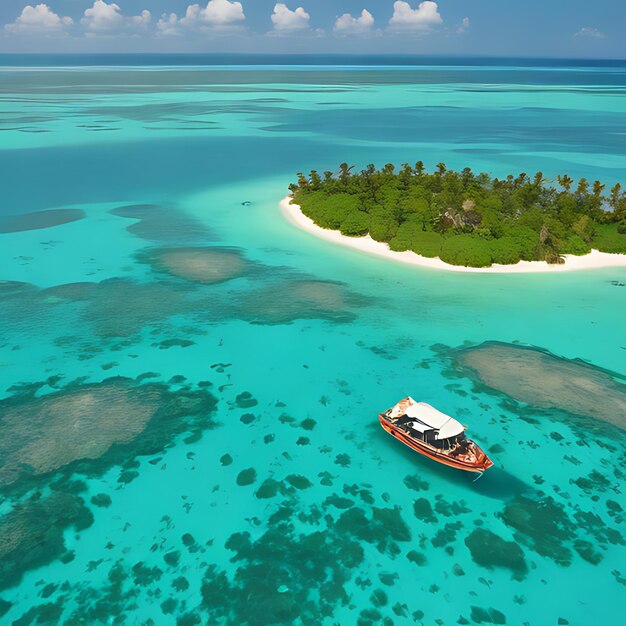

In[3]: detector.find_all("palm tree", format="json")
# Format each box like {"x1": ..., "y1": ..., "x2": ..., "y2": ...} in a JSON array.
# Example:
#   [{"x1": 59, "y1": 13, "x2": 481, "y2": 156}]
[
  {"x1": 436, "y1": 162, "x2": 446, "y2": 176},
  {"x1": 533, "y1": 171, "x2": 545, "y2": 187},
  {"x1": 361, "y1": 164, "x2": 379, "y2": 201},
  {"x1": 338, "y1": 163, "x2": 353, "y2": 184},
  {"x1": 610, "y1": 183, "x2": 622, "y2": 208},
  {"x1": 399, "y1": 163, "x2": 413, "y2": 189},
  {"x1": 415, "y1": 161, "x2": 425, "y2": 176},
  {"x1": 557, "y1": 174, "x2": 573, "y2": 191},
  {"x1": 296, "y1": 172, "x2": 308, "y2": 189},
  {"x1": 309, "y1": 170, "x2": 322, "y2": 190},
  {"x1": 576, "y1": 178, "x2": 590, "y2": 196},
  {"x1": 592, "y1": 180, "x2": 605, "y2": 197},
  {"x1": 515, "y1": 172, "x2": 528, "y2": 187}
]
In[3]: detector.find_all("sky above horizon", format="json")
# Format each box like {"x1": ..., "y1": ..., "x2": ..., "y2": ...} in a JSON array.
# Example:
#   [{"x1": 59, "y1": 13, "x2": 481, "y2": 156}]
[{"x1": 0, "y1": 1, "x2": 623, "y2": 58}]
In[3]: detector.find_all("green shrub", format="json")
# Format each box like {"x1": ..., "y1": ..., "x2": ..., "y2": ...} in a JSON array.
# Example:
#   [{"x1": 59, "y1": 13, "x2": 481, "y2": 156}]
[
  {"x1": 440, "y1": 235, "x2": 492, "y2": 267},
  {"x1": 340, "y1": 211, "x2": 370, "y2": 236},
  {"x1": 488, "y1": 237, "x2": 522, "y2": 265},
  {"x1": 388, "y1": 221, "x2": 425, "y2": 252},
  {"x1": 369, "y1": 215, "x2": 399, "y2": 242},
  {"x1": 507, "y1": 226, "x2": 540, "y2": 261},
  {"x1": 558, "y1": 235, "x2": 591, "y2": 256},
  {"x1": 572, "y1": 215, "x2": 595, "y2": 242},
  {"x1": 408, "y1": 231, "x2": 444, "y2": 258},
  {"x1": 591, "y1": 223, "x2": 626, "y2": 254},
  {"x1": 297, "y1": 191, "x2": 359, "y2": 230}
]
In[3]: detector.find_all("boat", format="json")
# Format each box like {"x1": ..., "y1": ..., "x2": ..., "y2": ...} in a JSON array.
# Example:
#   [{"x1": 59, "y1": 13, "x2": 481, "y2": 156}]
[{"x1": 378, "y1": 397, "x2": 493, "y2": 474}]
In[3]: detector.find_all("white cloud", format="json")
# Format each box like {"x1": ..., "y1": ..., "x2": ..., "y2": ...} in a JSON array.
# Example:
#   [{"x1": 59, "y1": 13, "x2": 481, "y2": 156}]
[
  {"x1": 200, "y1": 0, "x2": 245, "y2": 25},
  {"x1": 574, "y1": 26, "x2": 605, "y2": 39},
  {"x1": 457, "y1": 16, "x2": 470, "y2": 34},
  {"x1": 157, "y1": 1, "x2": 245, "y2": 35},
  {"x1": 334, "y1": 9, "x2": 374, "y2": 36},
  {"x1": 388, "y1": 1, "x2": 442, "y2": 31},
  {"x1": 82, "y1": 1, "x2": 124, "y2": 32},
  {"x1": 271, "y1": 3, "x2": 310, "y2": 32},
  {"x1": 81, "y1": 2, "x2": 151, "y2": 34},
  {"x1": 156, "y1": 12, "x2": 181, "y2": 36},
  {"x1": 4, "y1": 4, "x2": 73, "y2": 35},
  {"x1": 131, "y1": 10, "x2": 151, "y2": 28}
]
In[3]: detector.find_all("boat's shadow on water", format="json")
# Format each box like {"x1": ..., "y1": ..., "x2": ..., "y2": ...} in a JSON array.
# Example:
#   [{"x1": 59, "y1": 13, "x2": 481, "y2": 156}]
[{"x1": 371, "y1": 426, "x2": 531, "y2": 501}]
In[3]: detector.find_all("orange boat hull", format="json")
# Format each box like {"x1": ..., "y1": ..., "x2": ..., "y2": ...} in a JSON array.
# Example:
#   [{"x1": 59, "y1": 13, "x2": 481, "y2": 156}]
[{"x1": 378, "y1": 414, "x2": 493, "y2": 474}]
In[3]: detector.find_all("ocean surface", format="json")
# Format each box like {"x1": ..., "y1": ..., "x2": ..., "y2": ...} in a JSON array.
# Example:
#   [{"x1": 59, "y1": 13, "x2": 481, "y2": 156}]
[{"x1": 0, "y1": 58, "x2": 625, "y2": 625}]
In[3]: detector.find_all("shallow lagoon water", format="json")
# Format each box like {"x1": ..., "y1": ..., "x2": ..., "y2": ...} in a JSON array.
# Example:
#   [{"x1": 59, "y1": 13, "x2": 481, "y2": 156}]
[{"x1": 0, "y1": 62, "x2": 625, "y2": 625}]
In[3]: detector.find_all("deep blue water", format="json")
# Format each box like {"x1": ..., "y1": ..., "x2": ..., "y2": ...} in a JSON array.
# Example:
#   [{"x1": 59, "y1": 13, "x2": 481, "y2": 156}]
[{"x1": 2, "y1": 53, "x2": 626, "y2": 67}]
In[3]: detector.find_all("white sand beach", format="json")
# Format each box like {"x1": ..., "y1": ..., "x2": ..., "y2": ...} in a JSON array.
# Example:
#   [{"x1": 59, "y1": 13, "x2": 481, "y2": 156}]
[{"x1": 280, "y1": 196, "x2": 626, "y2": 274}]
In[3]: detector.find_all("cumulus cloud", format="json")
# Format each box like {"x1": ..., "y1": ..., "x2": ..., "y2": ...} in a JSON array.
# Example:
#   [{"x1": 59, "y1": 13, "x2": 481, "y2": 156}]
[
  {"x1": 574, "y1": 26, "x2": 605, "y2": 39},
  {"x1": 334, "y1": 9, "x2": 374, "y2": 36},
  {"x1": 388, "y1": 1, "x2": 442, "y2": 31},
  {"x1": 81, "y1": 1, "x2": 150, "y2": 34},
  {"x1": 271, "y1": 3, "x2": 310, "y2": 32},
  {"x1": 156, "y1": 12, "x2": 181, "y2": 36},
  {"x1": 4, "y1": 3, "x2": 73, "y2": 35},
  {"x1": 156, "y1": 0, "x2": 245, "y2": 35},
  {"x1": 457, "y1": 16, "x2": 470, "y2": 34},
  {"x1": 200, "y1": 0, "x2": 245, "y2": 25}
]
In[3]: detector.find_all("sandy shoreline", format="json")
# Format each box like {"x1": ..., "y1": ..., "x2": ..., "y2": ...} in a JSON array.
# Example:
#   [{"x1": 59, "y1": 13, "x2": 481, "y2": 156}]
[{"x1": 279, "y1": 196, "x2": 626, "y2": 274}]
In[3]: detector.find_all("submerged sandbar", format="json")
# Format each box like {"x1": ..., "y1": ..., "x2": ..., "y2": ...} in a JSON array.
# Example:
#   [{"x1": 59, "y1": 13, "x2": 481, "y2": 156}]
[
  {"x1": 0, "y1": 208, "x2": 85, "y2": 233},
  {"x1": 456, "y1": 342, "x2": 626, "y2": 430}
]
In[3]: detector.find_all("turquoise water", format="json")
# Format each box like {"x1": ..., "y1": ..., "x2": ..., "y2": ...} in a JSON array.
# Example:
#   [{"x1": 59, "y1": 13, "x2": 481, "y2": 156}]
[{"x1": 0, "y1": 63, "x2": 625, "y2": 625}]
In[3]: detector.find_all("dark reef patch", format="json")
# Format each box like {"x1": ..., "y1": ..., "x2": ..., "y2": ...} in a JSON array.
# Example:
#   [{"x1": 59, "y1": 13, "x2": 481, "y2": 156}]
[
  {"x1": 0, "y1": 491, "x2": 93, "y2": 591},
  {"x1": 2, "y1": 269, "x2": 368, "y2": 343},
  {"x1": 413, "y1": 498, "x2": 437, "y2": 523},
  {"x1": 235, "y1": 391, "x2": 258, "y2": 408},
  {"x1": 201, "y1": 520, "x2": 363, "y2": 625},
  {"x1": 236, "y1": 468, "x2": 257, "y2": 486},
  {"x1": 234, "y1": 279, "x2": 365, "y2": 325},
  {"x1": 42, "y1": 278, "x2": 196, "y2": 338},
  {"x1": 109, "y1": 204, "x2": 215, "y2": 243},
  {"x1": 464, "y1": 528, "x2": 527, "y2": 579},
  {"x1": 501, "y1": 495, "x2": 576, "y2": 566},
  {"x1": 470, "y1": 606, "x2": 507, "y2": 624},
  {"x1": 500, "y1": 494, "x2": 623, "y2": 567},
  {"x1": 334, "y1": 505, "x2": 411, "y2": 552},
  {"x1": 0, "y1": 208, "x2": 85, "y2": 233}
]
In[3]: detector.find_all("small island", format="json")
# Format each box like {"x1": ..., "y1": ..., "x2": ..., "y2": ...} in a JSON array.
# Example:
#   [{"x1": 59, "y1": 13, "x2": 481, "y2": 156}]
[{"x1": 284, "y1": 162, "x2": 626, "y2": 270}]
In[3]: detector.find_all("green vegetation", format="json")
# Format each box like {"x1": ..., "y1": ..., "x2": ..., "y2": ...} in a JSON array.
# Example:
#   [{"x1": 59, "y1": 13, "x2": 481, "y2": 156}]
[{"x1": 290, "y1": 163, "x2": 626, "y2": 267}]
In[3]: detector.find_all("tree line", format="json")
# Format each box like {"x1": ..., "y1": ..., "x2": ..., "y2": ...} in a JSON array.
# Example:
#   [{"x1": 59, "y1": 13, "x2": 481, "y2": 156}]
[{"x1": 289, "y1": 162, "x2": 626, "y2": 267}]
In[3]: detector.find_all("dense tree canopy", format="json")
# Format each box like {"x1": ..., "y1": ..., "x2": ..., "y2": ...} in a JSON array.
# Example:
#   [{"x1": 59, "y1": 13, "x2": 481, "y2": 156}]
[{"x1": 290, "y1": 163, "x2": 626, "y2": 267}]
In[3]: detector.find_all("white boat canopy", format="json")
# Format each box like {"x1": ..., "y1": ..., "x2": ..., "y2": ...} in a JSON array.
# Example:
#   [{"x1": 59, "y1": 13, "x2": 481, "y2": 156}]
[{"x1": 390, "y1": 397, "x2": 465, "y2": 440}]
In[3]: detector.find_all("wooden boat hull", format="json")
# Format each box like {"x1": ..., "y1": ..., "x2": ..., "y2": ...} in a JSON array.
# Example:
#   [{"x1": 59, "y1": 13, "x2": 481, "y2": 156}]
[{"x1": 378, "y1": 413, "x2": 493, "y2": 474}]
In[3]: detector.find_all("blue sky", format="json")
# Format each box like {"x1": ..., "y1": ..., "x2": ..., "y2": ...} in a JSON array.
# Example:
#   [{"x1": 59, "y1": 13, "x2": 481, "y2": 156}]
[{"x1": 0, "y1": 1, "x2": 623, "y2": 58}]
